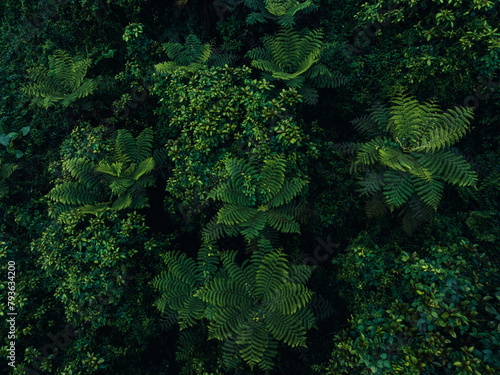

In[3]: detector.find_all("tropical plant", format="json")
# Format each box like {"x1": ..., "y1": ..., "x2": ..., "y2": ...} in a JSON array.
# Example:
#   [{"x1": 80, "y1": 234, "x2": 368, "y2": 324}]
[
  {"x1": 331, "y1": 88, "x2": 478, "y2": 234},
  {"x1": 202, "y1": 154, "x2": 310, "y2": 250},
  {"x1": 151, "y1": 245, "x2": 316, "y2": 371},
  {"x1": 154, "y1": 34, "x2": 237, "y2": 74},
  {"x1": 0, "y1": 159, "x2": 17, "y2": 199},
  {"x1": 244, "y1": 0, "x2": 319, "y2": 27},
  {"x1": 20, "y1": 49, "x2": 98, "y2": 109},
  {"x1": 46, "y1": 127, "x2": 157, "y2": 223},
  {"x1": 246, "y1": 28, "x2": 348, "y2": 104}
]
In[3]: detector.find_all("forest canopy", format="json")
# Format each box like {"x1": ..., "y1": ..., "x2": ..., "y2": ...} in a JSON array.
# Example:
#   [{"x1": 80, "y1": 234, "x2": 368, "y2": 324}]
[{"x1": 0, "y1": 0, "x2": 499, "y2": 374}]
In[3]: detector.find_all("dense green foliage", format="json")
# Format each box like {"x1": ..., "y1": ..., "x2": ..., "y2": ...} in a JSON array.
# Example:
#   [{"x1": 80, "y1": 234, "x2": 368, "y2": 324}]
[
  {"x1": 314, "y1": 234, "x2": 500, "y2": 374},
  {"x1": 0, "y1": 0, "x2": 498, "y2": 374}
]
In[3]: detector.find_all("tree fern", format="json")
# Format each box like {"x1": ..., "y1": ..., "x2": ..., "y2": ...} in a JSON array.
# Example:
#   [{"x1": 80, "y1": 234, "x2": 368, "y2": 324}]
[
  {"x1": 202, "y1": 154, "x2": 309, "y2": 247},
  {"x1": 244, "y1": 0, "x2": 319, "y2": 27},
  {"x1": 246, "y1": 28, "x2": 348, "y2": 104},
  {"x1": 46, "y1": 128, "x2": 158, "y2": 223},
  {"x1": 21, "y1": 49, "x2": 97, "y2": 109},
  {"x1": 152, "y1": 247, "x2": 316, "y2": 371},
  {"x1": 155, "y1": 34, "x2": 238, "y2": 74},
  {"x1": 333, "y1": 88, "x2": 478, "y2": 234}
]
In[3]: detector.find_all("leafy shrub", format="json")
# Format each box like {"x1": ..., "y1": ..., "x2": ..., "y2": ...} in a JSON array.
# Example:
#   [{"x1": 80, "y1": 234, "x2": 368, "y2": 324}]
[
  {"x1": 314, "y1": 234, "x2": 500, "y2": 375},
  {"x1": 151, "y1": 64, "x2": 320, "y2": 217},
  {"x1": 0, "y1": 208, "x2": 175, "y2": 374}
]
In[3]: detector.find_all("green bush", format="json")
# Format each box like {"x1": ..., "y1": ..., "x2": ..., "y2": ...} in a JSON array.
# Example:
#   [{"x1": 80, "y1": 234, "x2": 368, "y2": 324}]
[
  {"x1": 0, "y1": 208, "x2": 175, "y2": 374},
  {"x1": 151, "y1": 64, "x2": 321, "y2": 217},
  {"x1": 314, "y1": 233, "x2": 500, "y2": 374}
]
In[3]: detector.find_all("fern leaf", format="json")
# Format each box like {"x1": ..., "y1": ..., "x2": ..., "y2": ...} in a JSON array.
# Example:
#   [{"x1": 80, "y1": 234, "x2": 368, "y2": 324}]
[
  {"x1": 265, "y1": 210, "x2": 301, "y2": 234},
  {"x1": 217, "y1": 204, "x2": 258, "y2": 226},
  {"x1": 416, "y1": 149, "x2": 477, "y2": 187},
  {"x1": 237, "y1": 321, "x2": 269, "y2": 370},
  {"x1": 255, "y1": 250, "x2": 289, "y2": 300},
  {"x1": 413, "y1": 176, "x2": 444, "y2": 210},
  {"x1": 263, "y1": 283, "x2": 313, "y2": 315},
  {"x1": 382, "y1": 170, "x2": 414, "y2": 209},
  {"x1": 265, "y1": 311, "x2": 306, "y2": 347},
  {"x1": 365, "y1": 193, "x2": 388, "y2": 218}
]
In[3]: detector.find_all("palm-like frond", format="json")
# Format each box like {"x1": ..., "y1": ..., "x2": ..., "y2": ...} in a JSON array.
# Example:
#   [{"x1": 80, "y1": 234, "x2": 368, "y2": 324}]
[
  {"x1": 246, "y1": 28, "x2": 347, "y2": 104},
  {"x1": 47, "y1": 128, "x2": 158, "y2": 222},
  {"x1": 337, "y1": 88, "x2": 477, "y2": 230},
  {"x1": 203, "y1": 155, "x2": 309, "y2": 247},
  {"x1": 21, "y1": 49, "x2": 97, "y2": 109},
  {"x1": 153, "y1": 247, "x2": 315, "y2": 370}
]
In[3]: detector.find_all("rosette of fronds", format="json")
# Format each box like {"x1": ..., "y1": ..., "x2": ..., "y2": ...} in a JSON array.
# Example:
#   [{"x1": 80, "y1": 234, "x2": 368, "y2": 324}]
[
  {"x1": 155, "y1": 34, "x2": 237, "y2": 74},
  {"x1": 332, "y1": 88, "x2": 477, "y2": 234},
  {"x1": 246, "y1": 28, "x2": 348, "y2": 104},
  {"x1": 244, "y1": 0, "x2": 319, "y2": 27},
  {"x1": 21, "y1": 49, "x2": 97, "y2": 109},
  {"x1": 46, "y1": 128, "x2": 157, "y2": 223}
]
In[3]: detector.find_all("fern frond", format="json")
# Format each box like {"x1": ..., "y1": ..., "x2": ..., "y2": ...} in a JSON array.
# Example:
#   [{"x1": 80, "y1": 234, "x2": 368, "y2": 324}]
[
  {"x1": 46, "y1": 182, "x2": 100, "y2": 206},
  {"x1": 355, "y1": 136, "x2": 390, "y2": 166},
  {"x1": 264, "y1": 283, "x2": 313, "y2": 315},
  {"x1": 202, "y1": 215, "x2": 239, "y2": 242},
  {"x1": 413, "y1": 175, "x2": 444, "y2": 210},
  {"x1": 298, "y1": 85, "x2": 319, "y2": 105},
  {"x1": 265, "y1": 210, "x2": 301, "y2": 234},
  {"x1": 365, "y1": 193, "x2": 389, "y2": 218},
  {"x1": 307, "y1": 293, "x2": 334, "y2": 322},
  {"x1": 114, "y1": 129, "x2": 137, "y2": 164},
  {"x1": 237, "y1": 321, "x2": 269, "y2": 370},
  {"x1": 357, "y1": 171, "x2": 384, "y2": 196},
  {"x1": 255, "y1": 250, "x2": 289, "y2": 300},
  {"x1": 21, "y1": 49, "x2": 96, "y2": 109},
  {"x1": 382, "y1": 170, "x2": 414, "y2": 209},
  {"x1": 378, "y1": 148, "x2": 419, "y2": 172},
  {"x1": 217, "y1": 204, "x2": 258, "y2": 226},
  {"x1": 259, "y1": 157, "x2": 286, "y2": 202},
  {"x1": 416, "y1": 149, "x2": 477, "y2": 187},
  {"x1": 419, "y1": 105, "x2": 474, "y2": 152},
  {"x1": 135, "y1": 127, "x2": 154, "y2": 163},
  {"x1": 265, "y1": 310, "x2": 307, "y2": 347},
  {"x1": 387, "y1": 88, "x2": 424, "y2": 142},
  {"x1": 329, "y1": 142, "x2": 362, "y2": 156}
]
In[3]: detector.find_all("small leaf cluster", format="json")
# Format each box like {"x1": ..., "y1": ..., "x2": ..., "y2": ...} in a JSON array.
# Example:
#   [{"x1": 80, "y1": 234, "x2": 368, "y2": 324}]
[
  {"x1": 0, "y1": 126, "x2": 30, "y2": 158},
  {"x1": 3, "y1": 207, "x2": 172, "y2": 374}
]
